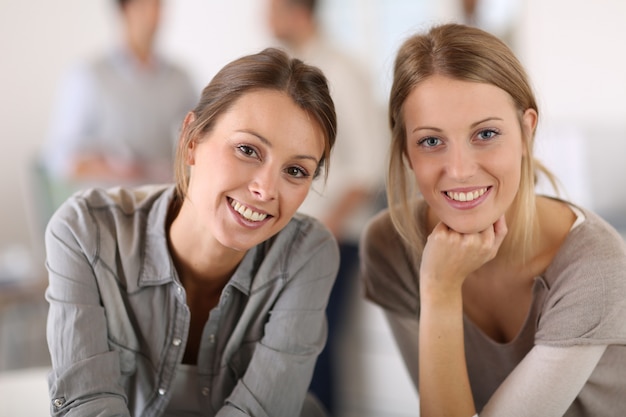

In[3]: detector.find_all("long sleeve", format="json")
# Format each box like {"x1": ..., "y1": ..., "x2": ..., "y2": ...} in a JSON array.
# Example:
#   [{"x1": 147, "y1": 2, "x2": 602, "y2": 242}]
[
  {"x1": 45, "y1": 200, "x2": 131, "y2": 416},
  {"x1": 384, "y1": 309, "x2": 607, "y2": 417}
]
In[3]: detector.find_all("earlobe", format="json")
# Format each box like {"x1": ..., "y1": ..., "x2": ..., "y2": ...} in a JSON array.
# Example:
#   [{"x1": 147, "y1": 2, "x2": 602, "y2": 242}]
[
  {"x1": 522, "y1": 108, "x2": 538, "y2": 137},
  {"x1": 180, "y1": 112, "x2": 197, "y2": 165},
  {"x1": 186, "y1": 141, "x2": 196, "y2": 165},
  {"x1": 521, "y1": 108, "x2": 538, "y2": 156}
]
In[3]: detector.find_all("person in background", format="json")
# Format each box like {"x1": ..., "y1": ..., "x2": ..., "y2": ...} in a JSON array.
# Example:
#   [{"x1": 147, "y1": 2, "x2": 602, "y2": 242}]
[
  {"x1": 43, "y1": 0, "x2": 196, "y2": 185},
  {"x1": 360, "y1": 23, "x2": 626, "y2": 417},
  {"x1": 457, "y1": 0, "x2": 518, "y2": 49},
  {"x1": 267, "y1": 0, "x2": 386, "y2": 413},
  {"x1": 45, "y1": 48, "x2": 338, "y2": 417}
]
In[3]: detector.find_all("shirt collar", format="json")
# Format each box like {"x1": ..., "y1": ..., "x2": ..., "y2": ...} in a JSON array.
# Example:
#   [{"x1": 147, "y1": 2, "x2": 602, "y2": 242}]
[
  {"x1": 137, "y1": 185, "x2": 178, "y2": 286},
  {"x1": 135, "y1": 185, "x2": 259, "y2": 295}
]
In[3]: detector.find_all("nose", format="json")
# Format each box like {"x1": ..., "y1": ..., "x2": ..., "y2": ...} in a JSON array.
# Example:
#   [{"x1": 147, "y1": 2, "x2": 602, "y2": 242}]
[
  {"x1": 249, "y1": 165, "x2": 278, "y2": 201},
  {"x1": 445, "y1": 143, "x2": 477, "y2": 182}
]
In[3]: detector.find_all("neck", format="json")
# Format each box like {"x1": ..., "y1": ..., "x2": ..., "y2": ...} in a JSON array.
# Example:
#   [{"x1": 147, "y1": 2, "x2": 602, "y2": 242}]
[
  {"x1": 125, "y1": 32, "x2": 154, "y2": 66},
  {"x1": 167, "y1": 200, "x2": 246, "y2": 285},
  {"x1": 287, "y1": 22, "x2": 317, "y2": 53}
]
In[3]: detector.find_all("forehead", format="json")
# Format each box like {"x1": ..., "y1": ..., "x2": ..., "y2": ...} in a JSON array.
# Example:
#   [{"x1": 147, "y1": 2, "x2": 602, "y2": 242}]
[
  {"x1": 219, "y1": 89, "x2": 325, "y2": 154},
  {"x1": 403, "y1": 75, "x2": 517, "y2": 124}
]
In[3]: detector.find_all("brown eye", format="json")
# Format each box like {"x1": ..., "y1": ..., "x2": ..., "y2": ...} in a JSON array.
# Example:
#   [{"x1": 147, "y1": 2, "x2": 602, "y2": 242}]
[
  {"x1": 237, "y1": 145, "x2": 258, "y2": 158},
  {"x1": 285, "y1": 166, "x2": 309, "y2": 178}
]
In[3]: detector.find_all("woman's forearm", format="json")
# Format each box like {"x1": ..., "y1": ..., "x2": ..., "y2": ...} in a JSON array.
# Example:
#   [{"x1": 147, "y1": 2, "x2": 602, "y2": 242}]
[{"x1": 418, "y1": 289, "x2": 476, "y2": 417}]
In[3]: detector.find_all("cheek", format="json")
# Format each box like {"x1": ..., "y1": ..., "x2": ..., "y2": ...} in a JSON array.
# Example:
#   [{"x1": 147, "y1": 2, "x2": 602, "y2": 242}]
[
  {"x1": 281, "y1": 183, "x2": 314, "y2": 216},
  {"x1": 409, "y1": 156, "x2": 437, "y2": 189},
  {"x1": 292, "y1": 185, "x2": 313, "y2": 208}
]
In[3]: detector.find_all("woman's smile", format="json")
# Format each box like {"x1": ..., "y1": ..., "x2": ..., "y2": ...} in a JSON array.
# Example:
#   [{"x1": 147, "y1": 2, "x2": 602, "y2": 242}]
[
  {"x1": 403, "y1": 75, "x2": 525, "y2": 233},
  {"x1": 227, "y1": 197, "x2": 272, "y2": 224},
  {"x1": 181, "y1": 89, "x2": 325, "y2": 251},
  {"x1": 442, "y1": 186, "x2": 492, "y2": 210}
]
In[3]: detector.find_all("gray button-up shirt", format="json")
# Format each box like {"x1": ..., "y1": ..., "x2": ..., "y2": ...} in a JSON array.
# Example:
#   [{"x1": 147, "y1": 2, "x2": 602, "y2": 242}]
[{"x1": 45, "y1": 185, "x2": 339, "y2": 417}]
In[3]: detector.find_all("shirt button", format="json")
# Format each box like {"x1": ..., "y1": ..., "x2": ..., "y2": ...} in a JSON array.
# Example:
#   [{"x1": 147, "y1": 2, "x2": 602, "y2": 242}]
[
  {"x1": 52, "y1": 397, "x2": 65, "y2": 408},
  {"x1": 176, "y1": 286, "x2": 183, "y2": 295},
  {"x1": 172, "y1": 338, "x2": 182, "y2": 346},
  {"x1": 158, "y1": 388, "x2": 167, "y2": 396},
  {"x1": 208, "y1": 334, "x2": 215, "y2": 344},
  {"x1": 201, "y1": 387, "x2": 210, "y2": 397}
]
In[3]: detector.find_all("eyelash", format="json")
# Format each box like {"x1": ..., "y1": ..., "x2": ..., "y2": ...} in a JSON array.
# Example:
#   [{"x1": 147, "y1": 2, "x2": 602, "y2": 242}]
[
  {"x1": 236, "y1": 145, "x2": 311, "y2": 179},
  {"x1": 417, "y1": 136, "x2": 442, "y2": 148},
  {"x1": 417, "y1": 128, "x2": 501, "y2": 148},
  {"x1": 476, "y1": 128, "x2": 500, "y2": 141},
  {"x1": 237, "y1": 144, "x2": 258, "y2": 158},
  {"x1": 286, "y1": 166, "x2": 310, "y2": 178}
]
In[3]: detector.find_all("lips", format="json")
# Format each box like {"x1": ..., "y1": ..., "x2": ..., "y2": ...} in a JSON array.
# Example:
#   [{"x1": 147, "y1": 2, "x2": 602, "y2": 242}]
[{"x1": 228, "y1": 198, "x2": 269, "y2": 222}]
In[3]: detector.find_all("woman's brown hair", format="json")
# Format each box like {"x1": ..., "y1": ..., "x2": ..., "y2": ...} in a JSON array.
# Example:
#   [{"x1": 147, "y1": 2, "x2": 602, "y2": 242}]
[{"x1": 174, "y1": 47, "x2": 337, "y2": 202}]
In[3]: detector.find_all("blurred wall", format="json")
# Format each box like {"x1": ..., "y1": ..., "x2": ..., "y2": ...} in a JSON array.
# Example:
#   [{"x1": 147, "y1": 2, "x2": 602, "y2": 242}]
[
  {"x1": 517, "y1": 0, "x2": 626, "y2": 222},
  {"x1": 0, "y1": 0, "x2": 625, "y2": 274}
]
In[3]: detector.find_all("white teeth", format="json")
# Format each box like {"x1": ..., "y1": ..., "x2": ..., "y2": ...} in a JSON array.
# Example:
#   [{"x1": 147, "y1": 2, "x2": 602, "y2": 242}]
[
  {"x1": 230, "y1": 199, "x2": 268, "y2": 222},
  {"x1": 446, "y1": 188, "x2": 487, "y2": 202}
]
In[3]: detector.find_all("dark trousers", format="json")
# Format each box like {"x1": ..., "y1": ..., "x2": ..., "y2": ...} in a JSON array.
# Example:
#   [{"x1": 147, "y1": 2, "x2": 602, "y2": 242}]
[{"x1": 308, "y1": 242, "x2": 360, "y2": 416}]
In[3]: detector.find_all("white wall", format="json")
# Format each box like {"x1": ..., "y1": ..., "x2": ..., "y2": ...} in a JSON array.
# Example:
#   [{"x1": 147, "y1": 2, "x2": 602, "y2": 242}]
[
  {"x1": 517, "y1": 1, "x2": 626, "y2": 223},
  {"x1": 0, "y1": 0, "x2": 113, "y2": 264},
  {"x1": 1, "y1": 0, "x2": 625, "y2": 269}
]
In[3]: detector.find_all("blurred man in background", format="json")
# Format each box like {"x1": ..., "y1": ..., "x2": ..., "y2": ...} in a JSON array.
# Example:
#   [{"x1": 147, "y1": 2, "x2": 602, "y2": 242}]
[
  {"x1": 43, "y1": 0, "x2": 196, "y2": 187},
  {"x1": 267, "y1": 0, "x2": 386, "y2": 414}
]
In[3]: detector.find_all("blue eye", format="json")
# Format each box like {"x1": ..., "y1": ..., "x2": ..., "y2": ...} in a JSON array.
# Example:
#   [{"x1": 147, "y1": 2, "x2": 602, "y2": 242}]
[
  {"x1": 418, "y1": 136, "x2": 442, "y2": 147},
  {"x1": 477, "y1": 129, "x2": 499, "y2": 141}
]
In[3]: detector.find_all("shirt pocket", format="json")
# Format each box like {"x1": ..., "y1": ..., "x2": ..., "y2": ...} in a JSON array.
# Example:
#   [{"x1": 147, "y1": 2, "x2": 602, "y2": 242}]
[
  {"x1": 109, "y1": 340, "x2": 138, "y2": 376},
  {"x1": 227, "y1": 340, "x2": 257, "y2": 381}
]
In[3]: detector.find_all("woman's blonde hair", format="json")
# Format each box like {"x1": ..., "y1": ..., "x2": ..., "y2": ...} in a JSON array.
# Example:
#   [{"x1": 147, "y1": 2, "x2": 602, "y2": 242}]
[
  {"x1": 387, "y1": 23, "x2": 558, "y2": 261},
  {"x1": 174, "y1": 47, "x2": 337, "y2": 202}
]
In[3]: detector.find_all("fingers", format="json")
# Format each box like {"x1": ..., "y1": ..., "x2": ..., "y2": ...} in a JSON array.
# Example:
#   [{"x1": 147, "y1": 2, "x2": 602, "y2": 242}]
[
  {"x1": 419, "y1": 215, "x2": 509, "y2": 300},
  {"x1": 427, "y1": 216, "x2": 508, "y2": 273},
  {"x1": 492, "y1": 214, "x2": 508, "y2": 247}
]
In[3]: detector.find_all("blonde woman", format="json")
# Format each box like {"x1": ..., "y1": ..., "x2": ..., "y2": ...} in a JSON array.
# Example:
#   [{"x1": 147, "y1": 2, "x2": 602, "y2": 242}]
[{"x1": 360, "y1": 24, "x2": 626, "y2": 417}]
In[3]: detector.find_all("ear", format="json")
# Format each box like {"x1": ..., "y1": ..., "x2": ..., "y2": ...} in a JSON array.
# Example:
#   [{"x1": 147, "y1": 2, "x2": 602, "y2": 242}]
[
  {"x1": 521, "y1": 108, "x2": 538, "y2": 156},
  {"x1": 180, "y1": 111, "x2": 197, "y2": 165}
]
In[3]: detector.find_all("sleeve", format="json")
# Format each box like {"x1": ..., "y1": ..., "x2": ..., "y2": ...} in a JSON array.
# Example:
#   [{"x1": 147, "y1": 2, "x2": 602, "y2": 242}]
[
  {"x1": 536, "y1": 220, "x2": 626, "y2": 346},
  {"x1": 478, "y1": 344, "x2": 607, "y2": 416},
  {"x1": 44, "y1": 200, "x2": 130, "y2": 417},
  {"x1": 359, "y1": 210, "x2": 421, "y2": 317},
  {"x1": 43, "y1": 63, "x2": 99, "y2": 178},
  {"x1": 384, "y1": 305, "x2": 609, "y2": 417},
  {"x1": 384, "y1": 310, "x2": 420, "y2": 391},
  {"x1": 217, "y1": 224, "x2": 340, "y2": 417}
]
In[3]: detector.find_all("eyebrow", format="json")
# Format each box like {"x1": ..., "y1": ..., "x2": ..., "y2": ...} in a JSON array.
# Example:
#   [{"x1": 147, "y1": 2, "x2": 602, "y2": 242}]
[
  {"x1": 411, "y1": 117, "x2": 504, "y2": 134},
  {"x1": 238, "y1": 129, "x2": 321, "y2": 163}
]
